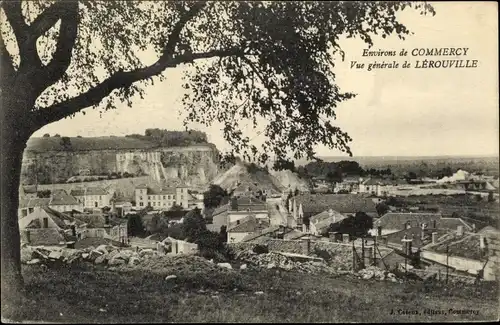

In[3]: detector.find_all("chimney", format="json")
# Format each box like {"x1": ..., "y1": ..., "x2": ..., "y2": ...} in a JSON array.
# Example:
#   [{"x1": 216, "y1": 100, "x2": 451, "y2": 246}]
[
  {"x1": 457, "y1": 225, "x2": 463, "y2": 236},
  {"x1": 231, "y1": 197, "x2": 238, "y2": 211},
  {"x1": 301, "y1": 238, "x2": 311, "y2": 255},
  {"x1": 432, "y1": 220, "x2": 437, "y2": 229},
  {"x1": 479, "y1": 235, "x2": 485, "y2": 249},
  {"x1": 432, "y1": 232, "x2": 437, "y2": 244},
  {"x1": 329, "y1": 209, "x2": 335, "y2": 224},
  {"x1": 364, "y1": 247, "x2": 373, "y2": 267}
]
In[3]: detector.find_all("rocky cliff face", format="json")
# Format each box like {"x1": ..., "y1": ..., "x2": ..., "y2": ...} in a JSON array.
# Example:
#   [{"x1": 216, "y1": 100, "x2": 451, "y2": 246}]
[{"x1": 21, "y1": 145, "x2": 219, "y2": 187}]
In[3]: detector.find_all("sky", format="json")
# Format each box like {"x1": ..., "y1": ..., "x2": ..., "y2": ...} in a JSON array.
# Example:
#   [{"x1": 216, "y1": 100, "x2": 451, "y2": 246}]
[{"x1": 32, "y1": 2, "x2": 499, "y2": 158}]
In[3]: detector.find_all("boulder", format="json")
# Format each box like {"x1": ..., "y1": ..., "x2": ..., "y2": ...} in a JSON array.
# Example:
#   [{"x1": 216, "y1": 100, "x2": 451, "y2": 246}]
[
  {"x1": 26, "y1": 258, "x2": 41, "y2": 265},
  {"x1": 82, "y1": 253, "x2": 89, "y2": 259},
  {"x1": 108, "y1": 258, "x2": 126, "y2": 266},
  {"x1": 139, "y1": 249, "x2": 154, "y2": 257},
  {"x1": 217, "y1": 263, "x2": 232, "y2": 269},
  {"x1": 88, "y1": 250, "x2": 103, "y2": 261},
  {"x1": 95, "y1": 245, "x2": 109, "y2": 254},
  {"x1": 240, "y1": 264, "x2": 247, "y2": 270},
  {"x1": 165, "y1": 275, "x2": 178, "y2": 281},
  {"x1": 48, "y1": 250, "x2": 63, "y2": 260},
  {"x1": 95, "y1": 254, "x2": 107, "y2": 265},
  {"x1": 21, "y1": 246, "x2": 34, "y2": 264},
  {"x1": 107, "y1": 250, "x2": 120, "y2": 260},
  {"x1": 361, "y1": 270, "x2": 374, "y2": 280},
  {"x1": 267, "y1": 263, "x2": 276, "y2": 269}
]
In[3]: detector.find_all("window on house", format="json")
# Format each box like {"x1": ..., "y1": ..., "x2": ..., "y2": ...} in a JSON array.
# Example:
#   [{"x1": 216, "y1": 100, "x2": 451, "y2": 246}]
[
  {"x1": 163, "y1": 196, "x2": 166, "y2": 199},
  {"x1": 42, "y1": 217, "x2": 48, "y2": 228},
  {"x1": 95, "y1": 202, "x2": 98, "y2": 207},
  {"x1": 140, "y1": 202, "x2": 144, "y2": 207}
]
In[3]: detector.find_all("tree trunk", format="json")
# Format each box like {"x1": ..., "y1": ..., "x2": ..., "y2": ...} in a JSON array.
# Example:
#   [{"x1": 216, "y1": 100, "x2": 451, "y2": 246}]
[
  {"x1": 1, "y1": 94, "x2": 32, "y2": 309},
  {"x1": 1, "y1": 131, "x2": 28, "y2": 298}
]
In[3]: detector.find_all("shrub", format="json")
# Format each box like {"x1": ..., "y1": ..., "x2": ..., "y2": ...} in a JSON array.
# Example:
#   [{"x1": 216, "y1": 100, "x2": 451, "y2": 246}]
[{"x1": 253, "y1": 244, "x2": 269, "y2": 255}]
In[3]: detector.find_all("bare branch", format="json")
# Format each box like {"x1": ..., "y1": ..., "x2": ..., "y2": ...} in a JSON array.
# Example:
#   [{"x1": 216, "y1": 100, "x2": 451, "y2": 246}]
[{"x1": 34, "y1": 1, "x2": 79, "y2": 93}]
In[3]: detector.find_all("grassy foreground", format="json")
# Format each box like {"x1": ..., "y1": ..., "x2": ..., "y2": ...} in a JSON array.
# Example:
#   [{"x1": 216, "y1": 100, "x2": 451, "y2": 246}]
[{"x1": 2, "y1": 263, "x2": 499, "y2": 323}]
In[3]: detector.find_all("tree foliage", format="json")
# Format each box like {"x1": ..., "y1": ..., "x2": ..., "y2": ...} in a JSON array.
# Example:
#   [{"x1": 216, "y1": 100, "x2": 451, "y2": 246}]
[
  {"x1": 126, "y1": 128, "x2": 208, "y2": 147},
  {"x1": 203, "y1": 184, "x2": 229, "y2": 209},
  {"x1": 1, "y1": 1, "x2": 435, "y2": 165},
  {"x1": 127, "y1": 214, "x2": 145, "y2": 237},
  {"x1": 181, "y1": 208, "x2": 206, "y2": 242},
  {"x1": 329, "y1": 212, "x2": 373, "y2": 238}
]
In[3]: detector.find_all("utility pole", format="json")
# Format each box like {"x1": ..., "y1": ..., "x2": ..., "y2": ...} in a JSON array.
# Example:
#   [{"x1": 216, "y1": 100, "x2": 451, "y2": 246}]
[
  {"x1": 402, "y1": 238, "x2": 412, "y2": 280},
  {"x1": 361, "y1": 237, "x2": 365, "y2": 269},
  {"x1": 446, "y1": 245, "x2": 449, "y2": 284}
]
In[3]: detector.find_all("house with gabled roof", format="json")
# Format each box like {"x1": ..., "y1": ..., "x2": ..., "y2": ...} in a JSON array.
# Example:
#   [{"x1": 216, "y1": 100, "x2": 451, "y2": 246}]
[
  {"x1": 135, "y1": 184, "x2": 190, "y2": 210},
  {"x1": 420, "y1": 227, "x2": 500, "y2": 281},
  {"x1": 19, "y1": 207, "x2": 82, "y2": 246},
  {"x1": 212, "y1": 195, "x2": 269, "y2": 228},
  {"x1": 18, "y1": 190, "x2": 83, "y2": 217},
  {"x1": 308, "y1": 209, "x2": 348, "y2": 236},
  {"x1": 358, "y1": 178, "x2": 409, "y2": 196},
  {"x1": 70, "y1": 186, "x2": 112, "y2": 209},
  {"x1": 371, "y1": 212, "x2": 473, "y2": 236},
  {"x1": 289, "y1": 194, "x2": 378, "y2": 228},
  {"x1": 227, "y1": 215, "x2": 270, "y2": 243},
  {"x1": 47, "y1": 189, "x2": 84, "y2": 213},
  {"x1": 241, "y1": 224, "x2": 296, "y2": 243}
]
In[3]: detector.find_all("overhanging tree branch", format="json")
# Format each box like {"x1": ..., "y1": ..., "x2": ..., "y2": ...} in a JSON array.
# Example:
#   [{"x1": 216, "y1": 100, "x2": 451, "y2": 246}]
[
  {"x1": 27, "y1": 1, "x2": 72, "y2": 41},
  {"x1": 31, "y1": 46, "x2": 244, "y2": 128},
  {"x1": 35, "y1": 1, "x2": 79, "y2": 93},
  {"x1": 29, "y1": 1, "x2": 251, "y2": 130}
]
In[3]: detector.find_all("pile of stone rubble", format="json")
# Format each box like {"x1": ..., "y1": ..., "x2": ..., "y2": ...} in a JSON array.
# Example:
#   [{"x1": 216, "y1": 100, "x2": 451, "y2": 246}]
[
  {"x1": 355, "y1": 266, "x2": 401, "y2": 283},
  {"x1": 234, "y1": 249, "x2": 344, "y2": 275},
  {"x1": 21, "y1": 244, "x2": 157, "y2": 268}
]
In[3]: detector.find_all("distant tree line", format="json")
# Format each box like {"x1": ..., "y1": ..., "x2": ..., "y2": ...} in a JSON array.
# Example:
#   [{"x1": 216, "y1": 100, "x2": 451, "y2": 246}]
[
  {"x1": 125, "y1": 128, "x2": 209, "y2": 147},
  {"x1": 298, "y1": 159, "x2": 469, "y2": 182}
]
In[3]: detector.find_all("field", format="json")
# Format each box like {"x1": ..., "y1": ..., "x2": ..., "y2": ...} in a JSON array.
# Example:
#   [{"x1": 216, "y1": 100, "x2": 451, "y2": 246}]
[
  {"x1": 296, "y1": 155, "x2": 500, "y2": 177},
  {"x1": 2, "y1": 263, "x2": 498, "y2": 323}
]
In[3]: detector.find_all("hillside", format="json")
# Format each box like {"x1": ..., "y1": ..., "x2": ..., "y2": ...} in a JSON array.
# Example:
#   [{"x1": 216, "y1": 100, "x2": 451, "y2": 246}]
[
  {"x1": 212, "y1": 162, "x2": 310, "y2": 194},
  {"x1": 22, "y1": 137, "x2": 220, "y2": 187},
  {"x1": 269, "y1": 169, "x2": 311, "y2": 192}
]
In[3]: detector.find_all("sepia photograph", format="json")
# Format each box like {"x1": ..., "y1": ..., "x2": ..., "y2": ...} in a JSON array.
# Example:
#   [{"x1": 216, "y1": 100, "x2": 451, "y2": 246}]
[{"x1": 0, "y1": 0, "x2": 499, "y2": 323}]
